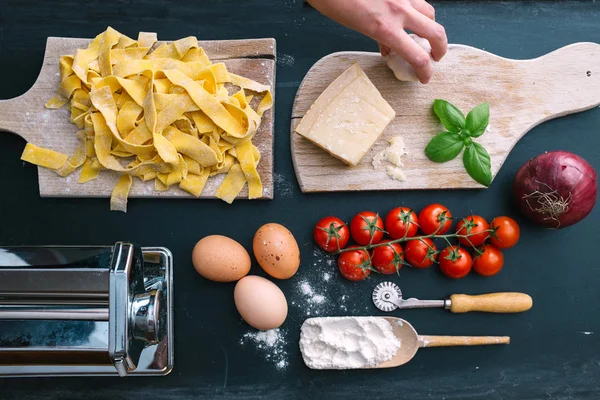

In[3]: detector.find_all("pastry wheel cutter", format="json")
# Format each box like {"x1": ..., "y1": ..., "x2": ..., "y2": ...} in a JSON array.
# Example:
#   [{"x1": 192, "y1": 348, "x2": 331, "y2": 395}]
[{"x1": 372, "y1": 282, "x2": 533, "y2": 314}]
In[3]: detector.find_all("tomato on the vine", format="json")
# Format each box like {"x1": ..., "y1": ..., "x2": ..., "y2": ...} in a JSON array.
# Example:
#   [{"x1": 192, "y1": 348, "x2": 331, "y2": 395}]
[
  {"x1": 350, "y1": 211, "x2": 384, "y2": 245},
  {"x1": 456, "y1": 216, "x2": 490, "y2": 247},
  {"x1": 385, "y1": 207, "x2": 418, "y2": 239},
  {"x1": 338, "y1": 246, "x2": 372, "y2": 281},
  {"x1": 314, "y1": 216, "x2": 349, "y2": 252},
  {"x1": 404, "y1": 238, "x2": 437, "y2": 268},
  {"x1": 418, "y1": 204, "x2": 453, "y2": 235},
  {"x1": 490, "y1": 216, "x2": 520, "y2": 249},
  {"x1": 371, "y1": 241, "x2": 404, "y2": 275},
  {"x1": 439, "y1": 246, "x2": 472, "y2": 279},
  {"x1": 473, "y1": 244, "x2": 504, "y2": 276}
]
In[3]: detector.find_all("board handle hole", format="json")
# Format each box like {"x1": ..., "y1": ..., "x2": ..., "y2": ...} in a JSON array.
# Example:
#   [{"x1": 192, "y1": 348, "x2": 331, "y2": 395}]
[{"x1": 587, "y1": 71, "x2": 592, "y2": 77}]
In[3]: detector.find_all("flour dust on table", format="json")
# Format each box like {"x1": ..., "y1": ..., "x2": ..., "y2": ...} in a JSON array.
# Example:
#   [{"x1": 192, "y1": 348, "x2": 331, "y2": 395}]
[
  {"x1": 289, "y1": 249, "x2": 363, "y2": 317},
  {"x1": 295, "y1": 280, "x2": 327, "y2": 316},
  {"x1": 240, "y1": 328, "x2": 289, "y2": 371}
]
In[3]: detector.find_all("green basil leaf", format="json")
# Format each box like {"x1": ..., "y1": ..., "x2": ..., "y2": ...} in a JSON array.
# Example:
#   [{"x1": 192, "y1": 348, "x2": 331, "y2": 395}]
[
  {"x1": 425, "y1": 132, "x2": 464, "y2": 163},
  {"x1": 465, "y1": 102, "x2": 489, "y2": 137},
  {"x1": 463, "y1": 142, "x2": 492, "y2": 186},
  {"x1": 433, "y1": 99, "x2": 466, "y2": 133}
]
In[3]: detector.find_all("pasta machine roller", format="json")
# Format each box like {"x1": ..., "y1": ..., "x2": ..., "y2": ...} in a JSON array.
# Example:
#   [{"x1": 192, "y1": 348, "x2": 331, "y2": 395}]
[{"x1": 0, "y1": 242, "x2": 173, "y2": 377}]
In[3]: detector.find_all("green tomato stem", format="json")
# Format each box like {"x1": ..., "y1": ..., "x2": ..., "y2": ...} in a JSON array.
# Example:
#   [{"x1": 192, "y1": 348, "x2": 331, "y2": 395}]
[{"x1": 334, "y1": 229, "x2": 494, "y2": 255}]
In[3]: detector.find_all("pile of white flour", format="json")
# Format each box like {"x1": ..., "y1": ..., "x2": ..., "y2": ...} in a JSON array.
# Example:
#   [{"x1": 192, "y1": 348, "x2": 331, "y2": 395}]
[{"x1": 299, "y1": 317, "x2": 401, "y2": 369}]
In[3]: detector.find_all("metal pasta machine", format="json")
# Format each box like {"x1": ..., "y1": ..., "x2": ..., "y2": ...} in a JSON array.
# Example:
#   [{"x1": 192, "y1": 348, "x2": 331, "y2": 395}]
[{"x1": 0, "y1": 242, "x2": 173, "y2": 377}]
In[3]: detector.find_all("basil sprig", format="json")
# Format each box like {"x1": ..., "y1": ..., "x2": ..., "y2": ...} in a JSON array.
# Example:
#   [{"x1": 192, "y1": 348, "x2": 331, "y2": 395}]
[{"x1": 425, "y1": 100, "x2": 492, "y2": 186}]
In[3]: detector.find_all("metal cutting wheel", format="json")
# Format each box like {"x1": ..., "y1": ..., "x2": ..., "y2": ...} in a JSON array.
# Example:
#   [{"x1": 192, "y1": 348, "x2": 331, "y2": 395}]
[{"x1": 372, "y1": 282, "x2": 402, "y2": 312}]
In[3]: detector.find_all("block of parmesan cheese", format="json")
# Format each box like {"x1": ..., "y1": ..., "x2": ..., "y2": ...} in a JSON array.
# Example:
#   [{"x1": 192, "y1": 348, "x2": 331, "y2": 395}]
[{"x1": 295, "y1": 63, "x2": 396, "y2": 166}]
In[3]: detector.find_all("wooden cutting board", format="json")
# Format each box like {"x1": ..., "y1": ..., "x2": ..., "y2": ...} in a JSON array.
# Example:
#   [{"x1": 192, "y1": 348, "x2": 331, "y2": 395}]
[
  {"x1": 0, "y1": 36, "x2": 276, "y2": 199},
  {"x1": 291, "y1": 42, "x2": 600, "y2": 192}
]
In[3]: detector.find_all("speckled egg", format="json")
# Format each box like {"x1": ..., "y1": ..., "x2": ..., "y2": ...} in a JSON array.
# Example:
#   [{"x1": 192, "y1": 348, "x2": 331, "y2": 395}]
[
  {"x1": 192, "y1": 235, "x2": 251, "y2": 282},
  {"x1": 253, "y1": 223, "x2": 300, "y2": 279}
]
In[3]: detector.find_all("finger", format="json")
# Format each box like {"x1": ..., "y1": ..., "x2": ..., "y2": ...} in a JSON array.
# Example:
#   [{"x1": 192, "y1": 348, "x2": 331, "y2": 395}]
[
  {"x1": 410, "y1": 0, "x2": 435, "y2": 20},
  {"x1": 403, "y1": 8, "x2": 448, "y2": 61},
  {"x1": 379, "y1": 43, "x2": 390, "y2": 56},
  {"x1": 387, "y1": 30, "x2": 433, "y2": 83}
]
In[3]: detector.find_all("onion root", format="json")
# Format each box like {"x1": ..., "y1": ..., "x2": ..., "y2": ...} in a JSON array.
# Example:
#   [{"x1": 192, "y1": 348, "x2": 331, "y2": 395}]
[{"x1": 522, "y1": 181, "x2": 571, "y2": 228}]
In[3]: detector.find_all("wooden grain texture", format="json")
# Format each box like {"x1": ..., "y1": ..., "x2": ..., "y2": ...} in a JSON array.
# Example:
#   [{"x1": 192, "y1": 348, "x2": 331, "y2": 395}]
[
  {"x1": 377, "y1": 317, "x2": 510, "y2": 369},
  {"x1": 418, "y1": 335, "x2": 511, "y2": 348},
  {"x1": 0, "y1": 37, "x2": 276, "y2": 199},
  {"x1": 291, "y1": 42, "x2": 600, "y2": 192},
  {"x1": 449, "y1": 292, "x2": 533, "y2": 314},
  {"x1": 1, "y1": 0, "x2": 600, "y2": 398}
]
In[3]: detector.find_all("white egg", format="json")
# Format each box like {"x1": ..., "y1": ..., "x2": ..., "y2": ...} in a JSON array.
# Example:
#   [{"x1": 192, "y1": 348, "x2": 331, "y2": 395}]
[{"x1": 234, "y1": 276, "x2": 288, "y2": 330}]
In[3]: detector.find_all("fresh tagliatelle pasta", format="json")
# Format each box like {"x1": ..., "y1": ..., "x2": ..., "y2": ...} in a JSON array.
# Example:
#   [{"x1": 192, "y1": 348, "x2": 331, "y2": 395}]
[{"x1": 21, "y1": 27, "x2": 273, "y2": 211}]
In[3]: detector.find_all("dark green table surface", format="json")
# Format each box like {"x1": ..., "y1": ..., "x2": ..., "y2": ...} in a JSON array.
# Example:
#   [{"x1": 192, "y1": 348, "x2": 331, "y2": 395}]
[{"x1": 0, "y1": 1, "x2": 599, "y2": 399}]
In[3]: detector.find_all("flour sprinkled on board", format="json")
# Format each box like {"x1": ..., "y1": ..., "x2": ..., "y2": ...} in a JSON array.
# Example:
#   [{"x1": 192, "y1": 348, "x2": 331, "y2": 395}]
[{"x1": 241, "y1": 329, "x2": 288, "y2": 370}]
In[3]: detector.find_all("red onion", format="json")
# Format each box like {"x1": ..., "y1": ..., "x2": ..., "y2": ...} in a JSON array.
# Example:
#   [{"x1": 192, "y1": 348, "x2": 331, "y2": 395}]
[{"x1": 513, "y1": 151, "x2": 597, "y2": 228}]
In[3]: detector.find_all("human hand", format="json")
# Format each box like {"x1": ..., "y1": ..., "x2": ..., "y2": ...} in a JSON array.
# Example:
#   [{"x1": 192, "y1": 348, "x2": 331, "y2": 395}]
[{"x1": 307, "y1": 0, "x2": 447, "y2": 83}]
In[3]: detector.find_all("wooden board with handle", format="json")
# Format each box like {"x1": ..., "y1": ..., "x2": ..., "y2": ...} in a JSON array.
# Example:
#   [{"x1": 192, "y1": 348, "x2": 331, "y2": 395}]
[
  {"x1": 291, "y1": 43, "x2": 600, "y2": 192},
  {"x1": 0, "y1": 36, "x2": 276, "y2": 199}
]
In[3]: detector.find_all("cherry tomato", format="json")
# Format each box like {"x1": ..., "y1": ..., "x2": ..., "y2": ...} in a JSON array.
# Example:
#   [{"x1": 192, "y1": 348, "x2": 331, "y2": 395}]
[
  {"x1": 439, "y1": 246, "x2": 472, "y2": 279},
  {"x1": 418, "y1": 204, "x2": 453, "y2": 235},
  {"x1": 314, "y1": 216, "x2": 350, "y2": 252},
  {"x1": 404, "y1": 238, "x2": 437, "y2": 268},
  {"x1": 371, "y1": 241, "x2": 404, "y2": 275},
  {"x1": 456, "y1": 216, "x2": 490, "y2": 247},
  {"x1": 350, "y1": 211, "x2": 384, "y2": 245},
  {"x1": 385, "y1": 207, "x2": 418, "y2": 239},
  {"x1": 490, "y1": 216, "x2": 520, "y2": 249},
  {"x1": 473, "y1": 244, "x2": 504, "y2": 276},
  {"x1": 338, "y1": 246, "x2": 372, "y2": 281}
]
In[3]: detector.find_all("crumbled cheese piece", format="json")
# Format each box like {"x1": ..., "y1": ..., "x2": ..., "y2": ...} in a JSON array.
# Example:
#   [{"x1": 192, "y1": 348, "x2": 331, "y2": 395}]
[
  {"x1": 386, "y1": 166, "x2": 407, "y2": 181},
  {"x1": 385, "y1": 137, "x2": 406, "y2": 167},
  {"x1": 372, "y1": 135, "x2": 408, "y2": 181}
]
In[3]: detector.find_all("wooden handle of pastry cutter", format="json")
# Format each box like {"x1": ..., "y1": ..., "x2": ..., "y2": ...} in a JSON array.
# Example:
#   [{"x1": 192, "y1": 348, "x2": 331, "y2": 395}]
[
  {"x1": 449, "y1": 292, "x2": 533, "y2": 313},
  {"x1": 418, "y1": 335, "x2": 510, "y2": 348}
]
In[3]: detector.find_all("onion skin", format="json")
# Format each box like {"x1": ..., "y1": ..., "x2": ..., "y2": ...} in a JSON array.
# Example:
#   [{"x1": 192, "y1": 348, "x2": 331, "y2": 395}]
[{"x1": 513, "y1": 151, "x2": 598, "y2": 228}]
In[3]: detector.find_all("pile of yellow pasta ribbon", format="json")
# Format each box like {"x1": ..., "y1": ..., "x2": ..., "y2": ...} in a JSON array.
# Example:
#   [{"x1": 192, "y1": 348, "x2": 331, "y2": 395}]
[{"x1": 21, "y1": 27, "x2": 273, "y2": 211}]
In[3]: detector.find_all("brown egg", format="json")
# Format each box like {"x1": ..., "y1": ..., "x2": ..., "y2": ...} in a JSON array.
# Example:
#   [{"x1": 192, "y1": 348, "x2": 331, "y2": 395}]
[
  {"x1": 253, "y1": 223, "x2": 300, "y2": 279},
  {"x1": 234, "y1": 275, "x2": 288, "y2": 330},
  {"x1": 192, "y1": 235, "x2": 251, "y2": 282}
]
